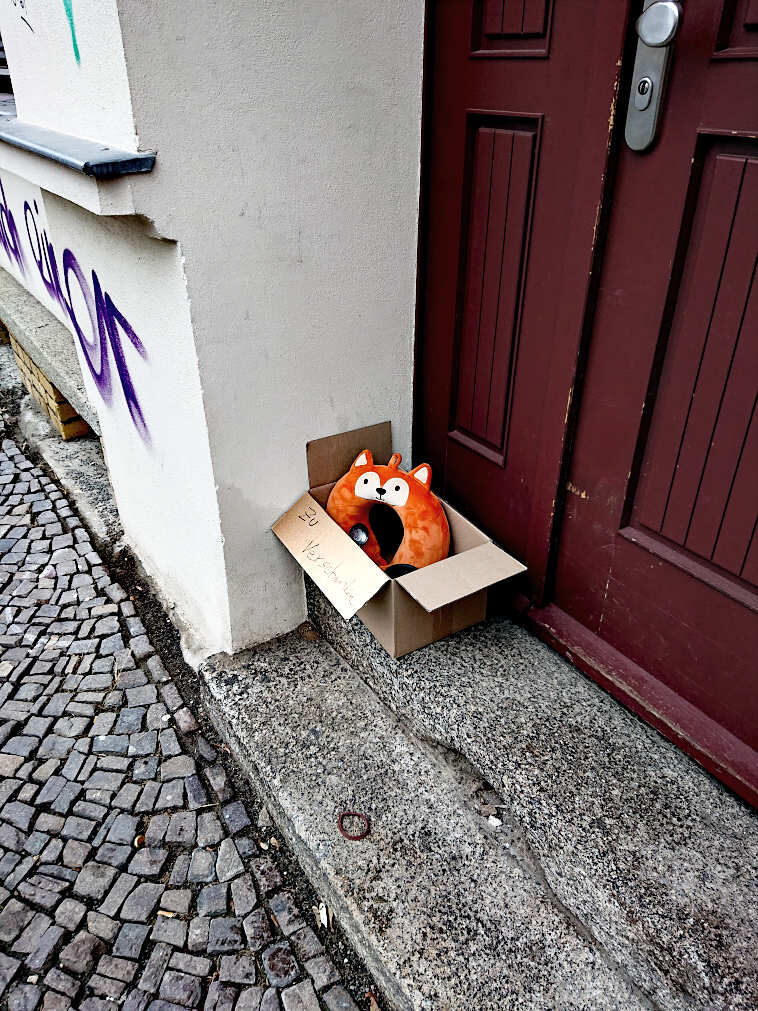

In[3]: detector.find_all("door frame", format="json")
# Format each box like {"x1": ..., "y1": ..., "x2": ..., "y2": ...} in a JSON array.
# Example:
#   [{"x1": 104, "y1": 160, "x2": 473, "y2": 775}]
[
  {"x1": 518, "y1": 597, "x2": 758, "y2": 807},
  {"x1": 412, "y1": 0, "x2": 758, "y2": 808}
]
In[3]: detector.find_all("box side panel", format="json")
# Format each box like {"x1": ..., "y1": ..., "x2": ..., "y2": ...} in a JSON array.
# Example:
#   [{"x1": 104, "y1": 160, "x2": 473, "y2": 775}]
[
  {"x1": 392, "y1": 587, "x2": 487, "y2": 658},
  {"x1": 273, "y1": 493, "x2": 388, "y2": 619},
  {"x1": 310, "y1": 482, "x2": 336, "y2": 509},
  {"x1": 443, "y1": 502, "x2": 492, "y2": 554},
  {"x1": 448, "y1": 592, "x2": 488, "y2": 638},
  {"x1": 397, "y1": 542, "x2": 526, "y2": 612},
  {"x1": 307, "y1": 422, "x2": 393, "y2": 488},
  {"x1": 357, "y1": 581, "x2": 397, "y2": 655}
]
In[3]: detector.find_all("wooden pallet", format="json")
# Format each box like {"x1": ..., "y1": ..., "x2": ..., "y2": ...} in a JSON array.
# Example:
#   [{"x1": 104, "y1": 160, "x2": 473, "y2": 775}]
[
  {"x1": 9, "y1": 335, "x2": 91, "y2": 440},
  {"x1": 0, "y1": 319, "x2": 9, "y2": 346}
]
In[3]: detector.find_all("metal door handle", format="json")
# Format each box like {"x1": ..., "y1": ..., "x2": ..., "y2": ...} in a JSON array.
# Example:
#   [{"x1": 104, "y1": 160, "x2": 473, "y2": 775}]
[
  {"x1": 635, "y1": 1, "x2": 682, "y2": 47},
  {"x1": 625, "y1": 1, "x2": 683, "y2": 152}
]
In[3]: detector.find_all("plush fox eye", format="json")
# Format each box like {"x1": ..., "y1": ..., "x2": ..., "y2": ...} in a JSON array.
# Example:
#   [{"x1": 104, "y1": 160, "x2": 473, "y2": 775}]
[
  {"x1": 381, "y1": 478, "x2": 409, "y2": 507},
  {"x1": 355, "y1": 471, "x2": 380, "y2": 501}
]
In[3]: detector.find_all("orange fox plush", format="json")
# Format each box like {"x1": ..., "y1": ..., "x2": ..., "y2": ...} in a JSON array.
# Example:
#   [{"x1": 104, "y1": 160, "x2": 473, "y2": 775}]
[{"x1": 326, "y1": 450, "x2": 450, "y2": 576}]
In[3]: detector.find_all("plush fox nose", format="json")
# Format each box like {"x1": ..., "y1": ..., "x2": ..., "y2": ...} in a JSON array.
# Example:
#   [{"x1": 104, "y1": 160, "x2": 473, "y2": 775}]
[{"x1": 376, "y1": 487, "x2": 386, "y2": 497}]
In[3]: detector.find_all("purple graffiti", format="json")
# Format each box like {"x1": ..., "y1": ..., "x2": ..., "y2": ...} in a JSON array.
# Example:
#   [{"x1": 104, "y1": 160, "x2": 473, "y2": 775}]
[
  {"x1": 0, "y1": 179, "x2": 26, "y2": 277},
  {"x1": 23, "y1": 200, "x2": 61, "y2": 306},
  {"x1": 22, "y1": 198, "x2": 149, "y2": 442},
  {"x1": 61, "y1": 250, "x2": 112, "y2": 404}
]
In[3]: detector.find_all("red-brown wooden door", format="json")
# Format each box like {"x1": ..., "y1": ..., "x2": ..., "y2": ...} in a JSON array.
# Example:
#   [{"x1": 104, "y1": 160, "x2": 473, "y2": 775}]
[
  {"x1": 552, "y1": 0, "x2": 758, "y2": 805},
  {"x1": 417, "y1": 0, "x2": 632, "y2": 592},
  {"x1": 416, "y1": 1, "x2": 758, "y2": 805}
]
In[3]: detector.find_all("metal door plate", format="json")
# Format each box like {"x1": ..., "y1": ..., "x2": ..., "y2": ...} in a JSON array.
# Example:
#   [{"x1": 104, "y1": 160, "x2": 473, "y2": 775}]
[{"x1": 625, "y1": 1, "x2": 681, "y2": 152}]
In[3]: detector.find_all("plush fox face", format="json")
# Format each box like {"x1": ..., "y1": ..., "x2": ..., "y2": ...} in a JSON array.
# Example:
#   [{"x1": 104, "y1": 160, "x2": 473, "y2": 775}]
[
  {"x1": 352, "y1": 451, "x2": 428, "y2": 508},
  {"x1": 326, "y1": 450, "x2": 450, "y2": 575}
]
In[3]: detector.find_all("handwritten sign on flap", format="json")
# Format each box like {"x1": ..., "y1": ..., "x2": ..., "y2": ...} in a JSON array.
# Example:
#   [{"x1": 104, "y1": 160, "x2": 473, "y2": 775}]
[{"x1": 272, "y1": 493, "x2": 389, "y2": 620}]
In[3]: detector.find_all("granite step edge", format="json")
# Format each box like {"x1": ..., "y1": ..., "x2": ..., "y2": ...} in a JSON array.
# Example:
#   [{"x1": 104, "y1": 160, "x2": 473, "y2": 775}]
[{"x1": 198, "y1": 646, "x2": 413, "y2": 1011}]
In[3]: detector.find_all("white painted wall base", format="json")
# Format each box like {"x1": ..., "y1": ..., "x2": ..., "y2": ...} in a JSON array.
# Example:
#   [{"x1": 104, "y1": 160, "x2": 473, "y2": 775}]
[
  {"x1": 118, "y1": 1, "x2": 425, "y2": 651},
  {"x1": 0, "y1": 169, "x2": 231, "y2": 657},
  {"x1": 0, "y1": 0, "x2": 425, "y2": 656}
]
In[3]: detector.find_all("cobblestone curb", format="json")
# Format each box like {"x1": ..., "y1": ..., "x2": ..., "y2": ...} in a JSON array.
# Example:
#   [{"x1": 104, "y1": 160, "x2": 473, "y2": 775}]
[{"x1": 0, "y1": 437, "x2": 364, "y2": 1011}]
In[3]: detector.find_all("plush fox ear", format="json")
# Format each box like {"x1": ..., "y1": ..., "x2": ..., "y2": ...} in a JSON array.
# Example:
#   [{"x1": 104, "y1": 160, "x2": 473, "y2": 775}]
[
  {"x1": 352, "y1": 449, "x2": 373, "y2": 469},
  {"x1": 388, "y1": 453, "x2": 402, "y2": 469},
  {"x1": 410, "y1": 463, "x2": 431, "y2": 488}
]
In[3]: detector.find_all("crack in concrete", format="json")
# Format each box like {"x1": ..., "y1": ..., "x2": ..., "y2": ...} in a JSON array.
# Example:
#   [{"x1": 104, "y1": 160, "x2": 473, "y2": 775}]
[
  {"x1": 306, "y1": 634, "x2": 674, "y2": 1010},
  {"x1": 402, "y1": 731, "x2": 668, "y2": 1011},
  {"x1": 306, "y1": 638, "x2": 672, "y2": 1009}
]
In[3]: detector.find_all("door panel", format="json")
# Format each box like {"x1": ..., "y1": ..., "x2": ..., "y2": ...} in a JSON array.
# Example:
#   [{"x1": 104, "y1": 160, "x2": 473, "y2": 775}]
[
  {"x1": 715, "y1": 0, "x2": 758, "y2": 56},
  {"x1": 642, "y1": 152, "x2": 758, "y2": 562},
  {"x1": 552, "y1": 1, "x2": 758, "y2": 797},
  {"x1": 417, "y1": 0, "x2": 630, "y2": 593},
  {"x1": 636, "y1": 147, "x2": 758, "y2": 577},
  {"x1": 474, "y1": 0, "x2": 554, "y2": 57},
  {"x1": 452, "y1": 118, "x2": 538, "y2": 465}
]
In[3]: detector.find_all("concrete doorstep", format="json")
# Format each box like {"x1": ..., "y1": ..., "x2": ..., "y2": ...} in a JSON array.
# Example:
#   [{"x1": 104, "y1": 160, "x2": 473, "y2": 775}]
[{"x1": 200, "y1": 595, "x2": 758, "y2": 1011}]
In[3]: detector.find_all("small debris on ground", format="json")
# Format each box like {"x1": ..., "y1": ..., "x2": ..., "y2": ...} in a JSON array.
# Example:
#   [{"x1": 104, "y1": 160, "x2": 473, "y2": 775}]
[
  {"x1": 314, "y1": 901, "x2": 335, "y2": 932},
  {"x1": 297, "y1": 620, "x2": 320, "y2": 642}
]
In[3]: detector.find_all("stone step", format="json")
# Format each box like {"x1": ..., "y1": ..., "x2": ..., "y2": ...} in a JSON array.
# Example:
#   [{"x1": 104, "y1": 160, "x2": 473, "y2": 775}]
[
  {"x1": 200, "y1": 632, "x2": 660, "y2": 1011},
  {"x1": 306, "y1": 584, "x2": 758, "y2": 1011}
]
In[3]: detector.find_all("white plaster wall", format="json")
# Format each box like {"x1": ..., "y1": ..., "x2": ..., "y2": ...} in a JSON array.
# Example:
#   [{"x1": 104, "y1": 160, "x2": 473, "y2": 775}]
[
  {"x1": 0, "y1": 0, "x2": 136, "y2": 149},
  {"x1": 118, "y1": 1, "x2": 426, "y2": 649},
  {"x1": 0, "y1": 168, "x2": 231, "y2": 655}
]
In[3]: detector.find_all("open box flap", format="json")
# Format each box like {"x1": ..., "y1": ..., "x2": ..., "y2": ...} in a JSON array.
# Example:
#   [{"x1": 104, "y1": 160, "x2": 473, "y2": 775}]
[
  {"x1": 397, "y1": 542, "x2": 526, "y2": 612},
  {"x1": 306, "y1": 421, "x2": 392, "y2": 488},
  {"x1": 273, "y1": 492, "x2": 389, "y2": 620}
]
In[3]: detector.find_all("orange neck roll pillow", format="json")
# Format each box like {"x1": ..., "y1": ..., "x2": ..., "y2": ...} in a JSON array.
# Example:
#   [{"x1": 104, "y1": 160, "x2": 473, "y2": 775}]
[{"x1": 326, "y1": 450, "x2": 450, "y2": 577}]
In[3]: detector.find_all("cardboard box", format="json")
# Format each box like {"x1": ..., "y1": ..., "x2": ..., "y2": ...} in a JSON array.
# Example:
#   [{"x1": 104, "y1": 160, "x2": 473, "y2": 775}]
[{"x1": 273, "y1": 422, "x2": 526, "y2": 657}]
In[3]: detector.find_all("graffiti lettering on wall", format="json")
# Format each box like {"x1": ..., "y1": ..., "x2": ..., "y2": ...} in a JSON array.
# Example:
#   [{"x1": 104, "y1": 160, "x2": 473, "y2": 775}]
[
  {"x1": 62, "y1": 0, "x2": 80, "y2": 63},
  {"x1": 0, "y1": 176, "x2": 150, "y2": 442},
  {"x1": 0, "y1": 179, "x2": 26, "y2": 275}
]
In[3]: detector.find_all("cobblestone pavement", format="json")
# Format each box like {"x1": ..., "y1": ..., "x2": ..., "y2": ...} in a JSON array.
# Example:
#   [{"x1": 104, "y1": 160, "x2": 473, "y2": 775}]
[{"x1": 0, "y1": 436, "x2": 363, "y2": 1011}]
